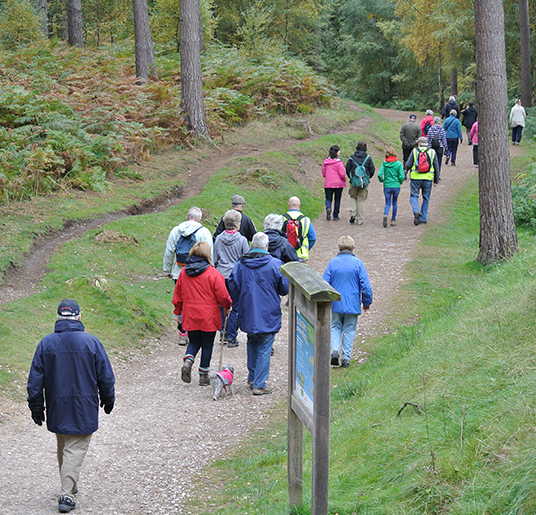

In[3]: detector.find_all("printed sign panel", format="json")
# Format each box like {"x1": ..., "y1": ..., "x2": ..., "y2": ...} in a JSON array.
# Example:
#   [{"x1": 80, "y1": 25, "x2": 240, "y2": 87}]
[{"x1": 295, "y1": 309, "x2": 315, "y2": 415}]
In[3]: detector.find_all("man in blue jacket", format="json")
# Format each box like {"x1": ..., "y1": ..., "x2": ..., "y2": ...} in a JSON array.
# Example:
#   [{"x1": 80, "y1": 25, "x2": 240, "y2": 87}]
[
  {"x1": 229, "y1": 233, "x2": 289, "y2": 395},
  {"x1": 323, "y1": 236, "x2": 373, "y2": 368},
  {"x1": 27, "y1": 299, "x2": 115, "y2": 513}
]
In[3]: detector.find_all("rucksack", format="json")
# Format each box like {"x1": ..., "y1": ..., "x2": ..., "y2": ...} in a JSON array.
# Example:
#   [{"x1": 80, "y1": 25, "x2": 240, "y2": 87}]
[
  {"x1": 417, "y1": 149, "x2": 430, "y2": 173},
  {"x1": 348, "y1": 155, "x2": 370, "y2": 189},
  {"x1": 282, "y1": 213, "x2": 305, "y2": 249},
  {"x1": 175, "y1": 226, "x2": 201, "y2": 265},
  {"x1": 423, "y1": 122, "x2": 432, "y2": 135},
  {"x1": 431, "y1": 133, "x2": 441, "y2": 150}
]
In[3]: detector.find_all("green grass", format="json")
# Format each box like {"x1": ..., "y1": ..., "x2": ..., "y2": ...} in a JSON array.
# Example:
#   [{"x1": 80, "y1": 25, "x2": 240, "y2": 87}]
[{"x1": 183, "y1": 164, "x2": 536, "y2": 513}]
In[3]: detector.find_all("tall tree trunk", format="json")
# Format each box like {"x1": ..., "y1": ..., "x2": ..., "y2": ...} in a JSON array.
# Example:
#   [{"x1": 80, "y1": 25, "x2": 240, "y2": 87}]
[
  {"x1": 519, "y1": 0, "x2": 532, "y2": 107},
  {"x1": 475, "y1": 0, "x2": 518, "y2": 264},
  {"x1": 132, "y1": 0, "x2": 155, "y2": 80},
  {"x1": 38, "y1": 0, "x2": 48, "y2": 37},
  {"x1": 438, "y1": 50, "x2": 444, "y2": 111},
  {"x1": 67, "y1": 0, "x2": 83, "y2": 48},
  {"x1": 180, "y1": 0, "x2": 210, "y2": 139}
]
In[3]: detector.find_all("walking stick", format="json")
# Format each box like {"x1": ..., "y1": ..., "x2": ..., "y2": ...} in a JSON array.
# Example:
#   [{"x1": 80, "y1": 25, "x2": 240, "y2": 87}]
[{"x1": 218, "y1": 313, "x2": 229, "y2": 371}]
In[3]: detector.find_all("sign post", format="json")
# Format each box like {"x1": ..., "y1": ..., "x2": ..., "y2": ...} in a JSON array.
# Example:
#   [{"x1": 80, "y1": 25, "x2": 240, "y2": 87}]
[{"x1": 281, "y1": 262, "x2": 341, "y2": 515}]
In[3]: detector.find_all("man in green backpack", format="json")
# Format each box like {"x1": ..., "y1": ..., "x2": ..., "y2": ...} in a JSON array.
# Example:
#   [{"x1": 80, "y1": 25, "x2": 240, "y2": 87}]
[{"x1": 345, "y1": 141, "x2": 375, "y2": 225}]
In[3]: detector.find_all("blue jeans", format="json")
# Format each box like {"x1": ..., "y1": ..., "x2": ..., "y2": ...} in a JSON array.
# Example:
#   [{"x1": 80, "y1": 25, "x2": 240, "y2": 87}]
[
  {"x1": 410, "y1": 179, "x2": 433, "y2": 223},
  {"x1": 331, "y1": 313, "x2": 359, "y2": 361},
  {"x1": 383, "y1": 187, "x2": 401, "y2": 220},
  {"x1": 324, "y1": 187, "x2": 343, "y2": 219},
  {"x1": 246, "y1": 332, "x2": 275, "y2": 389},
  {"x1": 185, "y1": 331, "x2": 216, "y2": 371}
]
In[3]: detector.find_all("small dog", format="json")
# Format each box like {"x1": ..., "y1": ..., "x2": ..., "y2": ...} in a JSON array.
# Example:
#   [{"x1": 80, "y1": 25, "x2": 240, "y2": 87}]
[{"x1": 209, "y1": 365, "x2": 235, "y2": 401}]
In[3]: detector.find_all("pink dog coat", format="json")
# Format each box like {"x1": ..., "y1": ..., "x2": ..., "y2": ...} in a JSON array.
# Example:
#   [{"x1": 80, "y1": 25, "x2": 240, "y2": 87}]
[{"x1": 216, "y1": 369, "x2": 233, "y2": 386}]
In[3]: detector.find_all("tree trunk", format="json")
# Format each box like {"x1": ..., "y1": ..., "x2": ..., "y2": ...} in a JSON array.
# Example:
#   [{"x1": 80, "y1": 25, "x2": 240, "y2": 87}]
[
  {"x1": 132, "y1": 0, "x2": 155, "y2": 81},
  {"x1": 519, "y1": 0, "x2": 532, "y2": 107},
  {"x1": 67, "y1": 0, "x2": 83, "y2": 48},
  {"x1": 475, "y1": 0, "x2": 518, "y2": 264},
  {"x1": 180, "y1": 0, "x2": 211, "y2": 139},
  {"x1": 38, "y1": 0, "x2": 48, "y2": 37},
  {"x1": 438, "y1": 50, "x2": 444, "y2": 111}
]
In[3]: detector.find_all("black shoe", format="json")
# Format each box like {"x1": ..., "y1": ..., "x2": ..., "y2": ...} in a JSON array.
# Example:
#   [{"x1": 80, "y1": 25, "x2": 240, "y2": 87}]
[
  {"x1": 331, "y1": 351, "x2": 339, "y2": 366},
  {"x1": 445, "y1": 156, "x2": 450, "y2": 165},
  {"x1": 326, "y1": 208, "x2": 331, "y2": 221},
  {"x1": 383, "y1": 215, "x2": 388, "y2": 228},
  {"x1": 341, "y1": 359, "x2": 351, "y2": 368},
  {"x1": 413, "y1": 212, "x2": 421, "y2": 226},
  {"x1": 58, "y1": 496, "x2": 76, "y2": 513},
  {"x1": 349, "y1": 215, "x2": 356, "y2": 224},
  {"x1": 451, "y1": 162, "x2": 456, "y2": 166},
  {"x1": 226, "y1": 339, "x2": 239, "y2": 348}
]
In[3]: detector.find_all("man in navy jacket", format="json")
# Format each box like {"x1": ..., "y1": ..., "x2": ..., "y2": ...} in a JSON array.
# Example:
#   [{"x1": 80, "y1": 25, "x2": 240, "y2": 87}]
[
  {"x1": 27, "y1": 299, "x2": 115, "y2": 513},
  {"x1": 229, "y1": 233, "x2": 289, "y2": 395}
]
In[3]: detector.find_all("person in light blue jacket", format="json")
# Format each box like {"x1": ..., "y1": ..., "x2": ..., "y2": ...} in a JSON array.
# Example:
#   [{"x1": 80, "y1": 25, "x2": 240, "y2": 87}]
[
  {"x1": 322, "y1": 236, "x2": 373, "y2": 368},
  {"x1": 443, "y1": 110, "x2": 463, "y2": 166}
]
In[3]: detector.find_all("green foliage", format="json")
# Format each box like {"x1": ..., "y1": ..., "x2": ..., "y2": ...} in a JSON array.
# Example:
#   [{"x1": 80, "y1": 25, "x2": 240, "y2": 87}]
[
  {"x1": 0, "y1": 0, "x2": 45, "y2": 49},
  {"x1": 512, "y1": 162, "x2": 536, "y2": 231}
]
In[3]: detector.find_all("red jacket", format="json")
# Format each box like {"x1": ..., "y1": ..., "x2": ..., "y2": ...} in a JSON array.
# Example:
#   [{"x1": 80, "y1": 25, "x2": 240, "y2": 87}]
[
  {"x1": 421, "y1": 115, "x2": 434, "y2": 136},
  {"x1": 172, "y1": 265, "x2": 231, "y2": 332}
]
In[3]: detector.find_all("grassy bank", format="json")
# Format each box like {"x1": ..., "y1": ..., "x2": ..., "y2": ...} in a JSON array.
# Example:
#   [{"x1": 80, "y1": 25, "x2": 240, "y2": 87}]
[{"x1": 185, "y1": 176, "x2": 536, "y2": 512}]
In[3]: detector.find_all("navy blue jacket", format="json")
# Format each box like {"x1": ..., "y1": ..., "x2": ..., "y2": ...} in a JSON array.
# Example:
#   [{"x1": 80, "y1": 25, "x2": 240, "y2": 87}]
[
  {"x1": 265, "y1": 229, "x2": 299, "y2": 263},
  {"x1": 228, "y1": 250, "x2": 289, "y2": 334},
  {"x1": 27, "y1": 319, "x2": 115, "y2": 435}
]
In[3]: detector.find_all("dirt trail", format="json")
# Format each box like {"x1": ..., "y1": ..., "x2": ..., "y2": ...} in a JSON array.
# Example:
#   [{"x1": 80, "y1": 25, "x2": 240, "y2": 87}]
[{"x1": 0, "y1": 110, "x2": 517, "y2": 514}]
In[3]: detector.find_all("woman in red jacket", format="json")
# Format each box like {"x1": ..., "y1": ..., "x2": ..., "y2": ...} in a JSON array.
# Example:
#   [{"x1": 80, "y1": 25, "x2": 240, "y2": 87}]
[{"x1": 173, "y1": 242, "x2": 232, "y2": 386}]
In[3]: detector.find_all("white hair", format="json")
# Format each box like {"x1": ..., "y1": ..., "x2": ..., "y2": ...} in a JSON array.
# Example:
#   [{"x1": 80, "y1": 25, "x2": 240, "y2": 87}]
[
  {"x1": 187, "y1": 206, "x2": 202, "y2": 221},
  {"x1": 264, "y1": 214, "x2": 284, "y2": 231},
  {"x1": 251, "y1": 232, "x2": 269, "y2": 250}
]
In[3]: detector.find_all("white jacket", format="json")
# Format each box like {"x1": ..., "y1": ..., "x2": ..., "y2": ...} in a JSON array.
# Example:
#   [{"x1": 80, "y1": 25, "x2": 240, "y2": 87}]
[
  {"x1": 163, "y1": 221, "x2": 213, "y2": 280},
  {"x1": 510, "y1": 104, "x2": 526, "y2": 128}
]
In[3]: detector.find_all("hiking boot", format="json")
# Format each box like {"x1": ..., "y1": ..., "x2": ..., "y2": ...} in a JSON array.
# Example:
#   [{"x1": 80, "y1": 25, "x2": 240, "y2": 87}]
[
  {"x1": 331, "y1": 351, "x2": 339, "y2": 366},
  {"x1": 178, "y1": 331, "x2": 188, "y2": 346},
  {"x1": 383, "y1": 215, "x2": 388, "y2": 228},
  {"x1": 199, "y1": 373, "x2": 210, "y2": 386},
  {"x1": 326, "y1": 208, "x2": 331, "y2": 221},
  {"x1": 252, "y1": 387, "x2": 272, "y2": 395},
  {"x1": 58, "y1": 496, "x2": 76, "y2": 513},
  {"x1": 247, "y1": 380, "x2": 254, "y2": 389},
  {"x1": 413, "y1": 212, "x2": 421, "y2": 226},
  {"x1": 445, "y1": 156, "x2": 450, "y2": 165},
  {"x1": 390, "y1": 220, "x2": 397, "y2": 226},
  {"x1": 341, "y1": 359, "x2": 351, "y2": 368},
  {"x1": 181, "y1": 359, "x2": 193, "y2": 383},
  {"x1": 226, "y1": 339, "x2": 239, "y2": 348},
  {"x1": 349, "y1": 215, "x2": 356, "y2": 224}
]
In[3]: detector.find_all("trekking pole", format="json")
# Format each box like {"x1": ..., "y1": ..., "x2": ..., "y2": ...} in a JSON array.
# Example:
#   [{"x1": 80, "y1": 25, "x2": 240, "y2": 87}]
[{"x1": 219, "y1": 314, "x2": 229, "y2": 371}]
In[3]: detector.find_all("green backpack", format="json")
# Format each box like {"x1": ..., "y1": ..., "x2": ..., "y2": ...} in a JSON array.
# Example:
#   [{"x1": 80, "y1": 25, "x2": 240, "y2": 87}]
[{"x1": 348, "y1": 155, "x2": 370, "y2": 189}]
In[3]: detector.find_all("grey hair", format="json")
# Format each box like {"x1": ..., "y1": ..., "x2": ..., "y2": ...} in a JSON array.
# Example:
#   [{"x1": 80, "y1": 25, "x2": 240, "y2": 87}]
[
  {"x1": 186, "y1": 206, "x2": 202, "y2": 221},
  {"x1": 264, "y1": 213, "x2": 284, "y2": 231},
  {"x1": 449, "y1": 96, "x2": 456, "y2": 101},
  {"x1": 433, "y1": 116, "x2": 442, "y2": 124},
  {"x1": 426, "y1": 109, "x2": 433, "y2": 116},
  {"x1": 450, "y1": 109, "x2": 457, "y2": 116},
  {"x1": 223, "y1": 209, "x2": 241, "y2": 230},
  {"x1": 57, "y1": 314, "x2": 80, "y2": 321},
  {"x1": 251, "y1": 232, "x2": 269, "y2": 250}
]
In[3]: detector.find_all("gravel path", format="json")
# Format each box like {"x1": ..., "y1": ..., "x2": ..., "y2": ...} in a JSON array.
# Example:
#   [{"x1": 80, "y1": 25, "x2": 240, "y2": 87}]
[{"x1": 0, "y1": 109, "x2": 516, "y2": 514}]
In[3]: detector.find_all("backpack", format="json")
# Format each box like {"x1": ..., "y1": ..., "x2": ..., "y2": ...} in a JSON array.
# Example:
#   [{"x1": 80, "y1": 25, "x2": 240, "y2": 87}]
[
  {"x1": 423, "y1": 122, "x2": 432, "y2": 135},
  {"x1": 175, "y1": 226, "x2": 201, "y2": 265},
  {"x1": 417, "y1": 149, "x2": 430, "y2": 173},
  {"x1": 348, "y1": 155, "x2": 370, "y2": 189},
  {"x1": 430, "y1": 130, "x2": 441, "y2": 150},
  {"x1": 282, "y1": 213, "x2": 305, "y2": 249}
]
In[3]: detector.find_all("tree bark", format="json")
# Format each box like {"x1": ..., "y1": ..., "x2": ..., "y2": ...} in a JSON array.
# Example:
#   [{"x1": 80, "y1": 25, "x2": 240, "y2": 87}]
[
  {"x1": 519, "y1": 0, "x2": 532, "y2": 107},
  {"x1": 132, "y1": 0, "x2": 156, "y2": 81},
  {"x1": 38, "y1": 0, "x2": 48, "y2": 37},
  {"x1": 67, "y1": 0, "x2": 83, "y2": 48},
  {"x1": 180, "y1": 0, "x2": 211, "y2": 139},
  {"x1": 475, "y1": 0, "x2": 518, "y2": 264}
]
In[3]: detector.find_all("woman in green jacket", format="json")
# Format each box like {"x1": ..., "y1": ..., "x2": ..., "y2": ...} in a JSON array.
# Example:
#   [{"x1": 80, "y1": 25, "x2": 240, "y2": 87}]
[{"x1": 378, "y1": 147, "x2": 405, "y2": 227}]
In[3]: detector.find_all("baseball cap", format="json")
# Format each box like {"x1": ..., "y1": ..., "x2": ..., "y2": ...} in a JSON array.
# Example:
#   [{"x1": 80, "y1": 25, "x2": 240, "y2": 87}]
[
  {"x1": 409, "y1": 114, "x2": 417, "y2": 120},
  {"x1": 231, "y1": 194, "x2": 246, "y2": 205},
  {"x1": 57, "y1": 299, "x2": 80, "y2": 317}
]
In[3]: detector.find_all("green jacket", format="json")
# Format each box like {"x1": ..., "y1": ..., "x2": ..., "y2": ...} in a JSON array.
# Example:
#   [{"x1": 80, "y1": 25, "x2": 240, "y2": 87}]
[{"x1": 378, "y1": 159, "x2": 405, "y2": 188}]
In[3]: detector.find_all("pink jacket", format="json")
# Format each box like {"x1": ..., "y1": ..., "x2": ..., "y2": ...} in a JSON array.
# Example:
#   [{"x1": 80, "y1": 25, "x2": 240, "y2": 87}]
[
  {"x1": 469, "y1": 121, "x2": 478, "y2": 145},
  {"x1": 322, "y1": 158, "x2": 346, "y2": 188}
]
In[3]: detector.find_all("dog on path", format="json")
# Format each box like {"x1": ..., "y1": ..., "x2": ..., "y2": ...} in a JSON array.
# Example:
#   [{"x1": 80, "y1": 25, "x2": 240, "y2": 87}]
[{"x1": 209, "y1": 365, "x2": 235, "y2": 401}]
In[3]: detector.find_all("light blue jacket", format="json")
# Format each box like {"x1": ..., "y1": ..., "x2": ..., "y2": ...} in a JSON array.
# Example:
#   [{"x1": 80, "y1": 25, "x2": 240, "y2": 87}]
[
  {"x1": 322, "y1": 251, "x2": 373, "y2": 314},
  {"x1": 443, "y1": 115, "x2": 463, "y2": 141}
]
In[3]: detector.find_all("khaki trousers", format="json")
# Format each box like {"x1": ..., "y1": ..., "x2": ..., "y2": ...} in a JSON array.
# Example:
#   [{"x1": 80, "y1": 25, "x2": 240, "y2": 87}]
[
  {"x1": 56, "y1": 433, "x2": 93, "y2": 497},
  {"x1": 348, "y1": 186, "x2": 368, "y2": 224}
]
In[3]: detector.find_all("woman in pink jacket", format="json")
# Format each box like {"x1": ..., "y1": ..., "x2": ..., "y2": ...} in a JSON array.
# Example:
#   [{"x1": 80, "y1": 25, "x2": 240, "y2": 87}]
[
  {"x1": 469, "y1": 121, "x2": 478, "y2": 167},
  {"x1": 322, "y1": 145, "x2": 347, "y2": 221}
]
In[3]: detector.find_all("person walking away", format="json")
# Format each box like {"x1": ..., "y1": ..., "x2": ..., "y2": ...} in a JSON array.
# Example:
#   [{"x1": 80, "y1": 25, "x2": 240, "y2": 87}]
[
  {"x1": 399, "y1": 114, "x2": 421, "y2": 165},
  {"x1": 405, "y1": 136, "x2": 439, "y2": 225},
  {"x1": 470, "y1": 121, "x2": 479, "y2": 167},
  {"x1": 421, "y1": 110, "x2": 435, "y2": 136},
  {"x1": 323, "y1": 236, "x2": 373, "y2": 368},
  {"x1": 228, "y1": 232, "x2": 289, "y2": 395},
  {"x1": 322, "y1": 145, "x2": 347, "y2": 221},
  {"x1": 163, "y1": 206, "x2": 213, "y2": 345},
  {"x1": 264, "y1": 213, "x2": 299, "y2": 263},
  {"x1": 509, "y1": 99, "x2": 527, "y2": 145},
  {"x1": 442, "y1": 96, "x2": 460, "y2": 120},
  {"x1": 345, "y1": 141, "x2": 375, "y2": 225},
  {"x1": 213, "y1": 194, "x2": 257, "y2": 242},
  {"x1": 426, "y1": 116, "x2": 448, "y2": 181},
  {"x1": 378, "y1": 147, "x2": 405, "y2": 227},
  {"x1": 443, "y1": 110, "x2": 463, "y2": 166},
  {"x1": 282, "y1": 196, "x2": 316, "y2": 261},
  {"x1": 173, "y1": 242, "x2": 232, "y2": 386},
  {"x1": 213, "y1": 210, "x2": 249, "y2": 348},
  {"x1": 27, "y1": 299, "x2": 115, "y2": 513},
  {"x1": 461, "y1": 101, "x2": 478, "y2": 144}
]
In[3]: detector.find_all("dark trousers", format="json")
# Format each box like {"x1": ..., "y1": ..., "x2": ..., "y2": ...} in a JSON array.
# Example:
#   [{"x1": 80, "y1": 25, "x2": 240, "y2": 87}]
[
  {"x1": 473, "y1": 145, "x2": 479, "y2": 166},
  {"x1": 324, "y1": 187, "x2": 343, "y2": 219},
  {"x1": 512, "y1": 125, "x2": 523, "y2": 143},
  {"x1": 446, "y1": 138, "x2": 459, "y2": 164},
  {"x1": 185, "y1": 330, "x2": 216, "y2": 370},
  {"x1": 402, "y1": 146, "x2": 414, "y2": 167}
]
